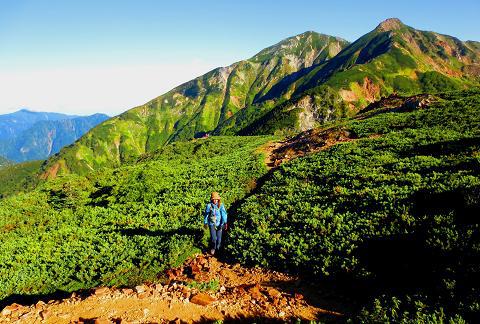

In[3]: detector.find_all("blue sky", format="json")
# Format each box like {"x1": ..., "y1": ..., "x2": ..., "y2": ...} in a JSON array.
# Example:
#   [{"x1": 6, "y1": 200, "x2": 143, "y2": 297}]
[{"x1": 0, "y1": 0, "x2": 479, "y2": 115}]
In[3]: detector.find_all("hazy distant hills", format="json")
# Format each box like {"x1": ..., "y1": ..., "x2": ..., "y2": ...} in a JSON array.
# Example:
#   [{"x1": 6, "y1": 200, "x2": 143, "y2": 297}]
[
  {"x1": 0, "y1": 110, "x2": 109, "y2": 162},
  {"x1": 41, "y1": 18, "x2": 480, "y2": 177},
  {"x1": 0, "y1": 109, "x2": 78, "y2": 140}
]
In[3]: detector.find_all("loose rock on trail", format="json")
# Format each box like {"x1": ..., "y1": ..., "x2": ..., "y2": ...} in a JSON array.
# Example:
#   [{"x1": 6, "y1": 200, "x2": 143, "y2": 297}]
[{"x1": 0, "y1": 254, "x2": 343, "y2": 323}]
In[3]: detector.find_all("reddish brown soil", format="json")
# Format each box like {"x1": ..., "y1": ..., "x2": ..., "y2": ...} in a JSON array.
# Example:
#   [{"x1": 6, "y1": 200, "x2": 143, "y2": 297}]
[{"x1": 0, "y1": 255, "x2": 345, "y2": 323}]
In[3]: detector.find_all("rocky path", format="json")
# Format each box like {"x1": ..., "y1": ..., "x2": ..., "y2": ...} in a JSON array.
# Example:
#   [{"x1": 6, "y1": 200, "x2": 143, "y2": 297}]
[{"x1": 0, "y1": 254, "x2": 343, "y2": 323}]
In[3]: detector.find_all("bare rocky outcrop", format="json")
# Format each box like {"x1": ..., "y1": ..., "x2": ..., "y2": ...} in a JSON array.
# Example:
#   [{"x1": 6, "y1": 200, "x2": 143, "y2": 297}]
[{"x1": 357, "y1": 93, "x2": 436, "y2": 118}]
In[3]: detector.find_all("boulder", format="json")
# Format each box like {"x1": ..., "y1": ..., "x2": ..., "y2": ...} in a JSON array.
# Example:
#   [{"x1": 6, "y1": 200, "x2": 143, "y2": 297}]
[{"x1": 1, "y1": 303, "x2": 23, "y2": 316}]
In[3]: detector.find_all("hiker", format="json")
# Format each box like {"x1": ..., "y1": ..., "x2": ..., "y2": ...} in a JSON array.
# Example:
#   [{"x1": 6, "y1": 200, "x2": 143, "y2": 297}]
[{"x1": 203, "y1": 192, "x2": 228, "y2": 255}]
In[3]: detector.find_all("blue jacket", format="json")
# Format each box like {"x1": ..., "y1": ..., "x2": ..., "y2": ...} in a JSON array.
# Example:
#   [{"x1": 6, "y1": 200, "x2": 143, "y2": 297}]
[{"x1": 204, "y1": 202, "x2": 227, "y2": 227}]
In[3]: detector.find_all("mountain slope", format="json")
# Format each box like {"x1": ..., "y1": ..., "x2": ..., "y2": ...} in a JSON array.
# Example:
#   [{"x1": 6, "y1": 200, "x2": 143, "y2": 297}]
[
  {"x1": 42, "y1": 19, "x2": 480, "y2": 177},
  {"x1": 236, "y1": 18, "x2": 480, "y2": 135},
  {"x1": 1, "y1": 90, "x2": 478, "y2": 323},
  {"x1": 228, "y1": 89, "x2": 480, "y2": 321},
  {"x1": 41, "y1": 32, "x2": 349, "y2": 176},
  {"x1": 0, "y1": 113, "x2": 109, "y2": 162}
]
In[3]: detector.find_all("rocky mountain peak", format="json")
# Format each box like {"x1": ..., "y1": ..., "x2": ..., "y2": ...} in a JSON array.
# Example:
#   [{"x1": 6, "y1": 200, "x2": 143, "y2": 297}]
[{"x1": 376, "y1": 18, "x2": 404, "y2": 32}]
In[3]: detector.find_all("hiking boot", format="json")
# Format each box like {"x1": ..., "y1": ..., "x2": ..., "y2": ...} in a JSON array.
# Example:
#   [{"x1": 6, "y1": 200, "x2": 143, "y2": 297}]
[{"x1": 210, "y1": 249, "x2": 215, "y2": 255}]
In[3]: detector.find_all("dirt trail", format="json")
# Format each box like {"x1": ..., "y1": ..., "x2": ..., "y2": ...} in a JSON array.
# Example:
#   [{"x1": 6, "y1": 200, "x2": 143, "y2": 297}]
[{"x1": 0, "y1": 255, "x2": 344, "y2": 323}]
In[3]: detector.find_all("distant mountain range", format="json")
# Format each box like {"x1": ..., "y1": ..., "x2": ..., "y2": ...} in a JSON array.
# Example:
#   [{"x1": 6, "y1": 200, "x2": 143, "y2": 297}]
[
  {"x1": 41, "y1": 18, "x2": 480, "y2": 177},
  {"x1": 0, "y1": 109, "x2": 109, "y2": 162}
]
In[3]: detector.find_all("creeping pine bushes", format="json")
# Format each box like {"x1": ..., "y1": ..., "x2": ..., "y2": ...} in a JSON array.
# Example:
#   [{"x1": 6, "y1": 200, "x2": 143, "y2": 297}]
[
  {"x1": 0, "y1": 136, "x2": 274, "y2": 300},
  {"x1": 227, "y1": 90, "x2": 480, "y2": 321}
]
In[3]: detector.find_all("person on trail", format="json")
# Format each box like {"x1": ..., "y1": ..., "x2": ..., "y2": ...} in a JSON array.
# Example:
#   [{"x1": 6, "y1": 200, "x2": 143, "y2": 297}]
[{"x1": 204, "y1": 192, "x2": 228, "y2": 255}]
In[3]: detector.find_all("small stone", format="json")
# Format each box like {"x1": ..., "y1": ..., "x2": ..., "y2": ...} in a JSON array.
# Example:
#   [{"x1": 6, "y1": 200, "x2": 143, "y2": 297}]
[
  {"x1": 93, "y1": 287, "x2": 110, "y2": 296},
  {"x1": 20, "y1": 312, "x2": 31, "y2": 319},
  {"x1": 137, "y1": 292, "x2": 149, "y2": 299},
  {"x1": 93, "y1": 318, "x2": 111, "y2": 324},
  {"x1": 219, "y1": 286, "x2": 226, "y2": 293},
  {"x1": 248, "y1": 284, "x2": 263, "y2": 300},
  {"x1": 190, "y1": 293, "x2": 216, "y2": 306},
  {"x1": 134, "y1": 285, "x2": 146, "y2": 293},
  {"x1": 294, "y1": 293, "x2": 304, "y2": 300},
  {"x1": 267, "y1": 287, "x2": 281, "y2": 299},
  {"x1": 279, "y1": 311, "x2": 286, "y2": 317},
  {"x1": 35, "y1": 301, "x2": 46, "y2": 310},
  {"x1": 58, "y1": 313, "x2": 70, "y2": 319},
  {"x1": 40, "y1": 309, "x2": 52, "y2": 320},
  {"x1": 190, "y1": 263, "x2": 201, "y2": 274},
  {"x1": 122, "y1": 288, "x2": 134, "y2": 295},
  {"x1": 170, "y1": 317, "x2": 181, "y2": 324}
]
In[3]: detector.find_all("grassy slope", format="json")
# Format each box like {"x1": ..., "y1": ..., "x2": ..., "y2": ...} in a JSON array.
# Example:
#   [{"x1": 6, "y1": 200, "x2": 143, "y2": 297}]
[
  {"x1": 0, "y1": 136, "x2": 275, "y2": 301},
  {"x1": 0, "y1": 160, "x2": 43, "y2": 198},
  {"x1": 42, "y1": 33, "x2": 347, "y2": 176},
  {"x1": 227, "y1": 89, "x2": 480, "y2": 321}
]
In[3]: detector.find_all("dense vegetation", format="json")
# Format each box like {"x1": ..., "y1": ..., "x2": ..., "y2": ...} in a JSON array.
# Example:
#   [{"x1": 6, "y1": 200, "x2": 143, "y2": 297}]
[
  {"x1": 1, "y1": 89, "x2": 479, "y2": 322},
  {"x1": 227, "y1": 90, "x2": 480, "y2": 322},
  {"x1": 0, "y1": 136, "x2": 274, "y2": 301},
  {"x1": 1, "y1": 18, "x2": 480, "y2": 322},
  {"x1": 0, "y1": 160, "x2": 43, "y2": 198}
]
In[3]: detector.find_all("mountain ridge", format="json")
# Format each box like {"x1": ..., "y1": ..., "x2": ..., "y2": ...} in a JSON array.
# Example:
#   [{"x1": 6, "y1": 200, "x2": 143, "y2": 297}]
[
  {"x1": 234, "y1": 17, "x2": 480, "y2": 135},
  {"x1": 41, "y1": 18, "x2": 480, "y2": 177},
  {"x1": 41, "y1": 31, "x2": 349, "y2": 176}
]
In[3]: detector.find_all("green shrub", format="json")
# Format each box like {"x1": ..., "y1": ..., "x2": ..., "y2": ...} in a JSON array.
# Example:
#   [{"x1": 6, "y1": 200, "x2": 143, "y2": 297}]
[
  {"x1": 227, "y1": 90, "x2": 480, "y2": 319},
  {"x1": 0, "y1": 136, "x2": 274, "y2": 300}
]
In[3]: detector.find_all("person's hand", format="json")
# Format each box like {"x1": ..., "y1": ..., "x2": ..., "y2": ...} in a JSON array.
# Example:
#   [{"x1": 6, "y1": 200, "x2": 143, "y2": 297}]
[{"x1": 224, "y1": 223, "x2": 228, "y2": 231}]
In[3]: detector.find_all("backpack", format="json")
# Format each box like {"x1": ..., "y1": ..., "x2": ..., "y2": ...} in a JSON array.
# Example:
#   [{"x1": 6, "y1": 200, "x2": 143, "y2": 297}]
[{"x1": 208, "y1": 203, "x2": 218, "y2": 225}]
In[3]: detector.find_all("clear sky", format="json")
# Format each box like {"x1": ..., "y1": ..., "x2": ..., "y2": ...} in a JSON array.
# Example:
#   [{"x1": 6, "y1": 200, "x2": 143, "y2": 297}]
[{"x1": 1, "y1": 0, "x2": 479, "y2": 116}]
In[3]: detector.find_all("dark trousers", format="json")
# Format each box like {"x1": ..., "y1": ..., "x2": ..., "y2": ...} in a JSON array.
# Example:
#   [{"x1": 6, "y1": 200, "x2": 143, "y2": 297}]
[{"x1": 209, "y1": 225, "x2": 223, "y2": 250}]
